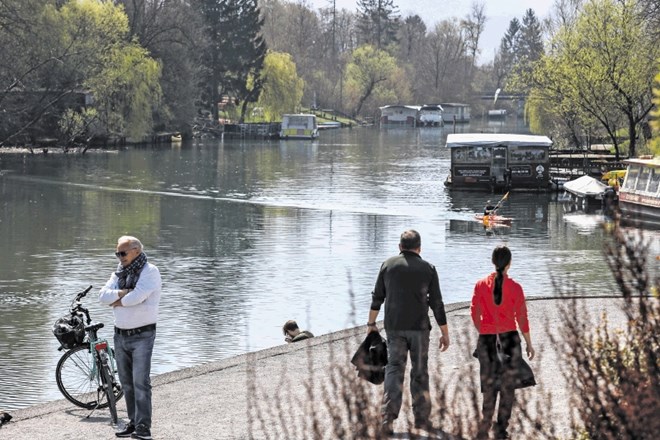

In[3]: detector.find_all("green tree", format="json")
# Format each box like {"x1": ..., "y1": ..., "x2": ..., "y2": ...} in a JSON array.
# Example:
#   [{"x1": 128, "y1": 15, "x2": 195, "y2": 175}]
[
  {"x1": 344, "y1": 44, "x2": 397, "y2": 117},
  {"x1": 255, "y1": 51, "x2": 304, "y2": 122},
  {"x1": 356, "y1": 0, "x2": 399, "y2": 50},
  {"x1": 115, "y1": 0, "x2": 203, "y2": 133},
  {"x1": 650, "y1": 69, "x2": 660, "y2": 156},
  {"x1": 198, "y1": 0, "x2": 267, "y2": 122},
  {"x1": 0, "y1": 0, "x2": 162, "y2": 144},
  {"x1": 528, "y1": 0, "x2": 658, "y2": 157},
  {"x1": 493, "y1": 18, "x2": 521, "y2": 90}
]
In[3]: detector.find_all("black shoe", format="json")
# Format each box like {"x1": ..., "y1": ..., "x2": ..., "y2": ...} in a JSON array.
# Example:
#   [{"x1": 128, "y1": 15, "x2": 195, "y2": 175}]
[
  {"x1": 380, "y1": 419, "x2": 394, "y2": 437},
  {"x1": 115, "y1": 423, "x2": 135, "y2": 438},
  {"x1": 131, "y1": 432, "x2": 152, "y2": 440},
  {"x1": 495, "y1": 432, "x2": 509, "y2": 439},
  {"x1": 414, "y1": 421, "x2": 436, "y2": 432}
]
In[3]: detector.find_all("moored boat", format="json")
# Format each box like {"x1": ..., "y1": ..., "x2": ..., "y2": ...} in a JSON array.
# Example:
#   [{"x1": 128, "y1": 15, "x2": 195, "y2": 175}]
[
  {"x1": 279, "y1": 114, "x2": 319, "y2": 139},
  {"x1": 444, "y1": 133, "x2": 553, "y2": 192},
  {"x1": 618, "y1": 157, "x2": 660, "y2": 226}
]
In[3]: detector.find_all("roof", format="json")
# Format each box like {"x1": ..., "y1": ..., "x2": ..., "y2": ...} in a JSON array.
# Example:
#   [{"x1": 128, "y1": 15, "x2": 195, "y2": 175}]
[
  {"x1": 623, "y1": 157, "x2": 660, "y2": 168},
  {"x1": 563, "y1": 175, "x2": 609, "y2": 197},
  {"x1": 379, "y1": 105, "x2": 421, "y2": 111},
  {"x1": 445, "y1": 133, "x2": 553, "y2": 148}
]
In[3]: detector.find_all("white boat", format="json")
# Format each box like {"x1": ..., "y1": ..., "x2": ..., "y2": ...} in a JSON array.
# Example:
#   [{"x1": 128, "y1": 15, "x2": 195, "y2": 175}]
[
  {"x1": 618, "y1": 157, "x2": 660, "y2": 226},
  {"x1": 279, "y1": 114, "x2": 319, "y2": 139},
  {"x1": 418, "y1": 104, "x2": 443, "y2": 127},
  {"x1": 562, "y1": 175, "x2": 609, "y2": 199}
]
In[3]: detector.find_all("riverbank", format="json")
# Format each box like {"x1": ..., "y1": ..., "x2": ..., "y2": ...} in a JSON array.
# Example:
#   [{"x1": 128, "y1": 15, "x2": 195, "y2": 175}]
[{"x1": 1, "y1": 297, "x2": 631, "y2": 440}]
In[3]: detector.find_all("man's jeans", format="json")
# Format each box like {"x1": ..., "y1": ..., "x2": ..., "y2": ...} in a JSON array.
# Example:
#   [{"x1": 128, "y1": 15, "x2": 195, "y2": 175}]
[
  {"x1": 382, "y1": 329, "x2": 431, "y2": 424},
  {"x1": 114, "y1": 329, "x2": 156, "y2": 431}
]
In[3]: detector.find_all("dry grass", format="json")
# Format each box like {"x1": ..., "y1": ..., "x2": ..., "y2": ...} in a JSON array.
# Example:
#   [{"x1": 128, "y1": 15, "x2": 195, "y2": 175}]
[{"x1": 244, "y1": 226, "x2": 658, "y2": 439}]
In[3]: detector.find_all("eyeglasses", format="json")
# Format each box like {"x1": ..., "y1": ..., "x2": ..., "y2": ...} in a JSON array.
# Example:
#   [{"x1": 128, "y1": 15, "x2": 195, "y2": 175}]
[{"x1": 115, "y1": 249, "x2": 135, "y2": 258}]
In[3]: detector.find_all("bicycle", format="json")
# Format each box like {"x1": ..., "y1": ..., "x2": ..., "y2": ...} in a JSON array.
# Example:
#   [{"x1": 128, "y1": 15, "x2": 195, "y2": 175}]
[{"x1": 52, "y1": 285, "x2": 123, "y2": 424}]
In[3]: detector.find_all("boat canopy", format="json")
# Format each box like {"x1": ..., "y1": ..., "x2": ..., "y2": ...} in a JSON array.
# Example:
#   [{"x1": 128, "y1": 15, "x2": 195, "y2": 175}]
[
  {"x1": 563, "y1": 175, "x2": 609, "y2": 197},
  {"x1": 446, "y1": 133, "x2": 553, "y2": 148}
]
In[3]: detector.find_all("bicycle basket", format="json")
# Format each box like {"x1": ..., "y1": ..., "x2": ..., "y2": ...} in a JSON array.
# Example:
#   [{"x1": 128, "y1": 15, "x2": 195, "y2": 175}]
[{"x1": 52, "y1": 315, "x2": 85, "y2": 349}]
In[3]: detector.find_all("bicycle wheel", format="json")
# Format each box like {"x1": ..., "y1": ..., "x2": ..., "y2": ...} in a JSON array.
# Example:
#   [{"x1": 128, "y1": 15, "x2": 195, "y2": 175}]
[
  {"x1": 55, "y1": 345, "x2": 110, "y2": 409},
  {"x1": 99, "y1": 356, "x2": 118, "y2": 424}
]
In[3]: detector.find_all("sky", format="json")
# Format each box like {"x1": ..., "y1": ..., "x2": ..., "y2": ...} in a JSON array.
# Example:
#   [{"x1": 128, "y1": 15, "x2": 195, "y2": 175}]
[{"x1": 305, "y1": 0, "x2": 556, "y2": 64}]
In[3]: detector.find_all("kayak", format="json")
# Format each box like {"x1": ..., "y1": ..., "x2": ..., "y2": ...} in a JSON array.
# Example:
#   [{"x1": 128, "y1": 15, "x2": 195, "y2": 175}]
[{"x1": 474, "y1": 214, "x2": 513, "y2": 226}]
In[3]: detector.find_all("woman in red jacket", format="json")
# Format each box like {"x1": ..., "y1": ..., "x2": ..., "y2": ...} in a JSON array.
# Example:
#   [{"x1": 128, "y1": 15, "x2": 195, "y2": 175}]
[{"x1": 471, "y1": 245, "x2": 535, "y2": 440}]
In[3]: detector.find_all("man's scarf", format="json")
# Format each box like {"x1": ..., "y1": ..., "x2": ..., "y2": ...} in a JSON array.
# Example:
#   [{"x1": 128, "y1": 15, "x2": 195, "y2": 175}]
[{"x1": 116, "y1": 252, "x2": 148, "y2": 289}]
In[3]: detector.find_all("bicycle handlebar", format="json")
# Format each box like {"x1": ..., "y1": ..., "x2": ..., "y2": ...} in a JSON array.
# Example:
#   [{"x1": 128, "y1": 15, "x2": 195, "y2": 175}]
[{"x1": 71, "y1": 285, "x2": 94, "y2": 325}]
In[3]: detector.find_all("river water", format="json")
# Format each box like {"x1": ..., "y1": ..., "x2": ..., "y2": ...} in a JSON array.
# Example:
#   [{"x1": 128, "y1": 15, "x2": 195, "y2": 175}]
[{"x1": 0, "y1": 124, "x2": 655, "y2": 410}]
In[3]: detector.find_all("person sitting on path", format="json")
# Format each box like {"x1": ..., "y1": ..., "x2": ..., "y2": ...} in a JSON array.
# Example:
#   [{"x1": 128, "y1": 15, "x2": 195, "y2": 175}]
[
  {"x1": 283, "y1": 320, "x2": 314, "y2": 343},
  {"x1": 471, "y1": 245, "x2": 536, "y2": 440}
]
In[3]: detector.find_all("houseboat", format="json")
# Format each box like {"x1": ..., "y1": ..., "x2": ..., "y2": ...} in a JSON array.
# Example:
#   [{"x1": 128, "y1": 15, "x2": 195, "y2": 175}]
[
  {"x1": 618, "y1": 157, "x2": 660, "y2": 226},
  {"x1": 279, "y1": 114, "x2": 319, "y2": 139},
  {"x1": 444, "y1": 133, "x2": 553, "y2": 191},
  {"x1": 418, "y1": 104, "x2": 444, "y2": 126},
  {"x1": 379, "y1": 105, "x2": 420, "y2": 126},
  {"x1": 441, "y1": 103, "x2": 471, "y2": 123}
]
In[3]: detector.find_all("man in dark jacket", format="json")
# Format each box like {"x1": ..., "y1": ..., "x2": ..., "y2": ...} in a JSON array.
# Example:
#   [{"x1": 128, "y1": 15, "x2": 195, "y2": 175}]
[{"x1": 367, "y1": 229, "x2": 450, "y2": 436}]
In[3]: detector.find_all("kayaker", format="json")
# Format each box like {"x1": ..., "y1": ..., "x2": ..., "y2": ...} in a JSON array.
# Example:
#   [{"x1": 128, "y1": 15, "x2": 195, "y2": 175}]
[{"x1": 483, "y1": 201, "x2": 496, "y2": 215}]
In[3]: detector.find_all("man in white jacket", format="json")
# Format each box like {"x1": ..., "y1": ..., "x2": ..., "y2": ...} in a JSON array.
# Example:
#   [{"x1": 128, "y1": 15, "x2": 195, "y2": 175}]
[{"x1": 99, "y1": 236, "x2": 161, "y2": 440}]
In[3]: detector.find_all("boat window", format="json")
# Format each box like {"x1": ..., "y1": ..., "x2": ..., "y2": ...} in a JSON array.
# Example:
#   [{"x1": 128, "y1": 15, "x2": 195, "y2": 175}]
[
  {"x1": 647, "y1": 168, "x2": 660, "y2": 193},
  {"x1": 623, "y1": 165, "x2": 639, "y2": 189},
  {"x1": 452, "y1": 147, "x2": 491, "y2": 163},
  {"x1": 635, "y1": 166, "x2": 651, "y2": 191},
  {"x1": 509, "y1": 147, "x2": 546, "y2": 162},
  {"x1": 287, "y1": 116, "x2": 311, "y2": 128}
]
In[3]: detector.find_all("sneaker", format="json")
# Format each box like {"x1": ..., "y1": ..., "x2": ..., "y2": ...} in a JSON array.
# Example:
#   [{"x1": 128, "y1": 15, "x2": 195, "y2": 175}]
[
  {"x1": 131, "y1": 432, "x2": 152, "y2": 440},
  {"x1": 115, "y1": 423, "x2": 135, "y2": 438}
]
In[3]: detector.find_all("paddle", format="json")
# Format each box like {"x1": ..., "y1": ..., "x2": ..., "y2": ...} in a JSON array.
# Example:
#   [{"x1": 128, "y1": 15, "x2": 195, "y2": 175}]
[{"x1": 491, "y1": 191, "x2": 510, "y2": 214}]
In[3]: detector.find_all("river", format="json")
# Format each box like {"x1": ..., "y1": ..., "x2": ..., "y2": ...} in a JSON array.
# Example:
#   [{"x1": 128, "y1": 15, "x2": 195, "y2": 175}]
[{"x1": 0, "y1": 123, "x2": 653, "y2": 410}]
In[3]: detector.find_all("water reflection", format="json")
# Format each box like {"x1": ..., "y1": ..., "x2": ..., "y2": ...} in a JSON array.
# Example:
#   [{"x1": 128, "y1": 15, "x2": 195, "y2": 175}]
[{"x1": 0, "y1": 125, "x2": 653, "y2": 410}]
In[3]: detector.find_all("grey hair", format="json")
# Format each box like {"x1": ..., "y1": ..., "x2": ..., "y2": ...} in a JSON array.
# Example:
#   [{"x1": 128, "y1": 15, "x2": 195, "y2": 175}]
[{"x1": 118, "y1": 236, "x2": 143, "y2": 252}]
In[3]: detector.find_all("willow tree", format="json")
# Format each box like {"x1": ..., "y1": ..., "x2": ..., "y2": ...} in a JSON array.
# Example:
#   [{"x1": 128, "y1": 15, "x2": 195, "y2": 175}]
[
  {"x1": 528, "y1": 0, "x2": 658, "y2": 157},
  {"x1": 255, "y1": 51, "x2": 304, "y2": 122},
  {"x1": 0, "y1": 0, "x2": 162, "y2": 144}
]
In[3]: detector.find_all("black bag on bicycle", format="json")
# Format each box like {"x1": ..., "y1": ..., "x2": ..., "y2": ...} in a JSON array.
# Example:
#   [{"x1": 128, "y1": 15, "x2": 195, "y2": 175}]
[{"x1": 52, "y1": 315, "x2": 85, "y2": 349}]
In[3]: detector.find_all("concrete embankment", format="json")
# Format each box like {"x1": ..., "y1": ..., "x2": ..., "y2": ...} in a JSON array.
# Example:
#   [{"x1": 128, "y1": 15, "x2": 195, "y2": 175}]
[{"x1": 2, "y1": 298, "x2": 630, "y2": 440}]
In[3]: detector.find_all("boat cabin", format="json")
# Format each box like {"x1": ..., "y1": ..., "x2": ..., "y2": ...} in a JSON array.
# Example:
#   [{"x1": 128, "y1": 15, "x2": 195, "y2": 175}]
[
  {"x1": 279, "y1": 114, "x2": 319, "y2": 139},
  {"x1": 441, "y1": 103, "x2": 471, "y2": 123},
  {"x1": 618, "y1": 157, "x2": 660, "y2": 226},
  {"x1": 445, "y1": 133, "x2": 553, "y2": 191},
  {"x1": 379, "y1": 105, "x2": 420, "y2": 126}
]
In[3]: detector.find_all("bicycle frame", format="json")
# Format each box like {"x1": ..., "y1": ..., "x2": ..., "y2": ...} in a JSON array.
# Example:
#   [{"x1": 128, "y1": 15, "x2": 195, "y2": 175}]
[{"x1": 55, "y1": 286, "x2": 122, "y2": 424}]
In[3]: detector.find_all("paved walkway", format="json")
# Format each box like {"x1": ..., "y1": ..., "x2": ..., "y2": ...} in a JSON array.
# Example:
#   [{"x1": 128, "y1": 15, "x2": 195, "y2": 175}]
[{"x1": 2, "y1": 298, "x2": 629, "y2": 440}]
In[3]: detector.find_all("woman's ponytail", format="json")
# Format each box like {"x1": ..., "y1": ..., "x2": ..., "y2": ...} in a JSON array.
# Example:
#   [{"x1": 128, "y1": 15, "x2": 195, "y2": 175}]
[{"x1": 491, "y1": 246, "x2": 512, "y2": 305}]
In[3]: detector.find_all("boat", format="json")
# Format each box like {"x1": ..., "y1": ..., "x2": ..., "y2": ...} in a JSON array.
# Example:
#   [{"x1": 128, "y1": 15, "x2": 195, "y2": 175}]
[
  {"x1": 488, "y1": 109, "x2": 507, "y2": 119},
  {"x1": 444, "y1": 133, "x2": 553, "y2": 191},
  {"x1": 474, "y1": 213, "x2": 513, "y2": 226},
  {"x1": 562, "y1": 175, "x2": 609, "y2": 200},
  {"x1": 418, "y1": 104, "x2": 444, "y2": 127},
  {"x1": 618, "y1": 157, "x2": 660, "y2": 226},
  {"x1": 317, "y1": 121, "x2": 341, "y2": 130},
  {"x1": 279, "y1": 114, "x2": 319, "y2": 139}
]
